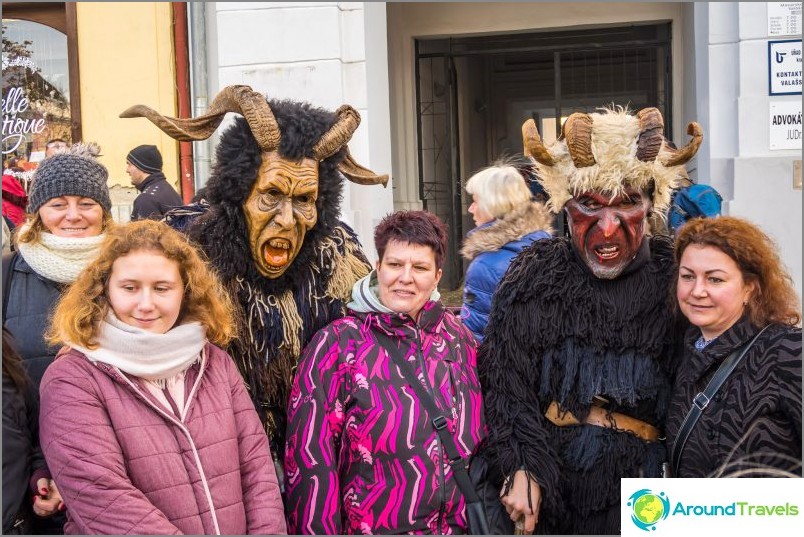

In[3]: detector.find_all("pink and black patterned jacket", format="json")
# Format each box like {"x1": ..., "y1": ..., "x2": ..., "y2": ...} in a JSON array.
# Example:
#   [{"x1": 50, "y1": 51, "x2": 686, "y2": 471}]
[{"x1": 285, "y1": 300, "x2": 486, "y2": 534}]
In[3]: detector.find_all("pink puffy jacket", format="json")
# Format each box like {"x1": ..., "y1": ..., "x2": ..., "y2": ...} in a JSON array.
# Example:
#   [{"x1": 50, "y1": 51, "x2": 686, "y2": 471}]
[{"x1": 39, "y1": 343, "x2": 287, "y2": 535}]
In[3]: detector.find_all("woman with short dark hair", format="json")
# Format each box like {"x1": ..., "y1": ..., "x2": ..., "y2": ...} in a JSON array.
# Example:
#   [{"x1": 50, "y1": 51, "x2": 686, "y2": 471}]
[{"x1": 285, "y1": 210, "x2": 486, "y2": 534}]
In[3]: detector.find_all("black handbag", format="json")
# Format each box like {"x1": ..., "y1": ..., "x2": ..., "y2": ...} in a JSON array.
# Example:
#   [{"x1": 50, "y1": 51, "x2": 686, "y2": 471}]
[{"x1": 391, "y1": 354, "x2": 489, "y2": 535}]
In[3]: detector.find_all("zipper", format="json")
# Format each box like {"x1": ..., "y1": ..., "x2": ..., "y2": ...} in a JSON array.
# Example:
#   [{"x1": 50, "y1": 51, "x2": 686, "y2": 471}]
[{"x1": 413, "y1": 325, "x2": 446, "y2": 534}]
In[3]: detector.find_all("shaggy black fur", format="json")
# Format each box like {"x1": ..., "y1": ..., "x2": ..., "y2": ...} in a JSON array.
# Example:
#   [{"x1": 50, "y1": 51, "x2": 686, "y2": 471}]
[
  {"x1": 478, "y1": 234, "x2": 679, "y2": 535},
  {"x1": 185, "y1": 99, "x2": 371, "y2": 450}
]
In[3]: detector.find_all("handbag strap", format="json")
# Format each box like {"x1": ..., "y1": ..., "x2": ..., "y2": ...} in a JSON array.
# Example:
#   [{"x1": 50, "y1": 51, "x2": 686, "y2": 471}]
[
  {"x1": 671, "y1": 324, "x2": 771, "y2": 474},
  {"x1": 391, "y1": 352, "x2": 481, "y2": 504}
]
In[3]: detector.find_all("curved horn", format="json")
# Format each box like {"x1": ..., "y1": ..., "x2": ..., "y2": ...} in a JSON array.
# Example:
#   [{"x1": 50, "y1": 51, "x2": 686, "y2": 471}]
[
  {"x1": 563, "y1": 113, "x2": 596, "y2": 168},
  {"x1": 522, "y1": 118, "x2": 554, "y2": 166},
  {"x1": 338, "y1": 147, "x2": 389, "y2": 187},
  {"x1": 636, "y1": 107, "x2": 665, "y2": 162},
  {"x1": 662, "y1": 122, "x2": 703, "y2": 167},
  {"x1": 312, "y1": 105, "x2": 361, "y2": 160},
  {"x1": 120, "y1": 85, "x2": 281, "y2": 152}
]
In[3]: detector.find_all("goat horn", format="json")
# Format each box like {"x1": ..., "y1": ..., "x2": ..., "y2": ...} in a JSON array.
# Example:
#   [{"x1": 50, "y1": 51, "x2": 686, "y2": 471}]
[
  {"x1": 522, "y1": 118, "x2": 554, "y2": 166},
  {"x1": 312, "y1": 105, "x2": 361, "y2": 161},
  {"x1": 563, "y1": 113, "x2": 596, "y2": 168},
  {"x1": 636, "y1": 107, "x2": 665, "y2": 162},
  {"x1": 662, "y1": 122, "x2": 703, "y2": 167},
  {"x1": 338, "y1": 147, "x2": 389, "y2": 187},
  {"x1": 120, "y1": 85, "x2": 281, "y2": 152}
]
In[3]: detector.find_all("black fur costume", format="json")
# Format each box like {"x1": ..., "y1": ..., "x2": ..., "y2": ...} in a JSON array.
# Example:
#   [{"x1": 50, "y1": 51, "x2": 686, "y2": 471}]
[
  {"x1": 478, "y1": 234, "x2": 679, "y2": 535},
  {"x1": 186, "y1": 100, "x2": 371, "y2": 452}
]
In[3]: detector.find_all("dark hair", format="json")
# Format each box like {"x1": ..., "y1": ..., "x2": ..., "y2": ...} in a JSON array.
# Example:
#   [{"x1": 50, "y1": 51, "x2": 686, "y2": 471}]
[
  {"x1": 374, "y1": 210, "x2": 448, "y2": 269},
  {"x1": 674, "y1": 216, "x2": 801, "y2": 328},
  {"x1": 46, "y1": 138, "x2": 67, "y2": 146},
  {"x1": 2, "y1": 327, "x2": 29, "y2": 393}
]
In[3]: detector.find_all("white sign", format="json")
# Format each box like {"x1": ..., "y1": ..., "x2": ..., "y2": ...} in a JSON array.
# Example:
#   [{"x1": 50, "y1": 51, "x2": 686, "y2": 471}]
[
  {"x1": 769, "y1": 40, "x2": 803, "y2": 95},
  {"x1": 621, "y1": 478, "x2": 804, "y2": 536},
  {"x1": 769, "y1": 100, "x2": 802, "y2": 150},
  {"x1": 768, "y1": 2, "x2": 802, "y2": 37}
]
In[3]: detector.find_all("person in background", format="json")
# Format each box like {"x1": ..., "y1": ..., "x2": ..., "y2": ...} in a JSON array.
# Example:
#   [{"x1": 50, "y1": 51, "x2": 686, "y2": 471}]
[
  {"x1": 285, "y1": 210, "x2": 485, "y2": 534},
  {"x1": 3, "y1": 142, "x2": 112, "y2": 390},
  {"x1": 44, "y1": 139, "x2": 69, "y2": 159},
  {"x1": 40, "y1": 219, "x2": 287, "y2": 535},
  {"x1": 461, "y1": 159, "x2": 553, "y2": 341},
  {"x1": 2, "y1": 158, "x2": 28, "y2": 228},
  {"x1": 3, "y1": 327, "x2": 63, "y2": 535},
  {"x1": 125, "y1": 144, "x2": 183, "y2": 220},
  {"x1": 666, "y1": 216, "x2": 801, "y2": 477}
]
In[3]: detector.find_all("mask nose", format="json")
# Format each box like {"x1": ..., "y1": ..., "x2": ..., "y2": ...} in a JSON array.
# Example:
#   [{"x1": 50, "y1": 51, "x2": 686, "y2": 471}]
[
  {"x1": 597, "y1": 209, "x2": 621, "y2": 238},
  {"x1": 273, "y1": 200, "x2": 294, "y2": 229}
]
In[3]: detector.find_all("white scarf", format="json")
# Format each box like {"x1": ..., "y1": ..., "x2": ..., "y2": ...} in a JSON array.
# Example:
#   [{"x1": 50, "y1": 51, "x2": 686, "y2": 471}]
[
  {"x1": 71, "y1": 312, "x2": 207, "y2": 385},
  {"x1": 16, "y1": 223, "x2": 106, "y2": 284}
]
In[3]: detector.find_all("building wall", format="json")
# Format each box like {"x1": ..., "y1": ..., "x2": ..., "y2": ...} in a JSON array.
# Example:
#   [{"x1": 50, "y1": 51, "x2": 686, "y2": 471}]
[
  {"x1": 76, "y1": 2, "x2": 179, "y2": 221},
  {"x1": 209, "y1": 1, "x2": 394, "y2": 262},
  {"x1": 699, "y1": 2, "x2": 802, "y2": 298}
]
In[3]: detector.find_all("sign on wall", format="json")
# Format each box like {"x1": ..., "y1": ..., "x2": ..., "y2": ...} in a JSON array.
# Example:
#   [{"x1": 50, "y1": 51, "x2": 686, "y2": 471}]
[
  {"x1": 769, "y1": 40, "x2": 803, "y2": 95},
  {"x1": 769, "y1": 100, "x2": 802, "y2": 150},
  {"x1": 768, "y1": 2, "x2": 802, "y2": 37}
]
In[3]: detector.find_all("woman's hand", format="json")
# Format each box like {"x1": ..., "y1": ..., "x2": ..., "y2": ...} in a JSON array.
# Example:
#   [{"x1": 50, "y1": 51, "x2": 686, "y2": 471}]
[
  {"x1": 33, "y1": 478, "x2": 64, "y2": 517},
  {"x1": 500, "y1": 470, "x2": 541, "y2": 534}
]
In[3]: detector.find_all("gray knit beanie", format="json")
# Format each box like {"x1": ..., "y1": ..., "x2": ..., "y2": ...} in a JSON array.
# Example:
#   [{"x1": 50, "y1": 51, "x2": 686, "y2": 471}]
[{"x1": 27, "y1": 143, "x2": 112, "y2": 214}]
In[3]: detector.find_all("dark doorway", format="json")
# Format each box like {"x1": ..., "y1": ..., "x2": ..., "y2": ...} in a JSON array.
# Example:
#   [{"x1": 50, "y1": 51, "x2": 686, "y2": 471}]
[{"x1": 415, "y1": 23, "x2": 672, "y2": 290}]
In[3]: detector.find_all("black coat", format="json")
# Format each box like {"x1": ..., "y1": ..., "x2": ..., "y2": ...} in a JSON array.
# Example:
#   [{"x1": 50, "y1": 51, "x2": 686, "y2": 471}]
[
  {"x1": 666, "y1": 317, "x2": 802, "y2": 477},
  {"x1": 2, "y1": 253, "x2": 64, "y2": 390},
  {"x1": 2, "y1": 373, "x2": 45, "y2": 534},
  {"x1": 131, "y1": 172, "x2": 183, "y2": 220}
]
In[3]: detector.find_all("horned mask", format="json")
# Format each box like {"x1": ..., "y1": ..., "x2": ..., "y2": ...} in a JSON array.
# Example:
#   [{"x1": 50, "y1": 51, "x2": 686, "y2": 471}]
[
  {"x1": 120, "y1": 85, "x2": 388, "y2": 278},
  {"x1": 522, "y1": 107, "x2": 703, "y2": 215}
]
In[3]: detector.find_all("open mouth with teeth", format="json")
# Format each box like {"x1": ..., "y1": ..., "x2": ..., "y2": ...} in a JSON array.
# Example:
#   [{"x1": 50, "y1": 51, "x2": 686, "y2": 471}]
[
  {"x1": 594, "y1": 245, "x2": 620, "y2": 261},
  {"x1": 263, "y1": 238, "x2": 292, "y2": 268}
]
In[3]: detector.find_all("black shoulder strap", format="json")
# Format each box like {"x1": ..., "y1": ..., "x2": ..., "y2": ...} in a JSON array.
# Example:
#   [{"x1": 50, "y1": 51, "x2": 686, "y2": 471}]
[
  {"x1": 391, "y1": 353, "x2": 482, "y2": 506},
  {"x1": 671, "y1": 324, "x2": 772, "y2": 474},
  {"x1": 3, "y1": 252, "x2": 19, "y2": 321}
]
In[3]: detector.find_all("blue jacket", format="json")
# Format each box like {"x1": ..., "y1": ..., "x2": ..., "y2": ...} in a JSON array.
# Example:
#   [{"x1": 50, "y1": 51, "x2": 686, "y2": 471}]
[{"x1": 461, "y1": 201, "x2": 553, "y2": 342}]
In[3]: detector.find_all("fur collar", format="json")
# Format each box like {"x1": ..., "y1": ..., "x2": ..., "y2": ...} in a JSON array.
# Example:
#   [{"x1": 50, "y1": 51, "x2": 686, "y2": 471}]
[{"x1": 461, "y1": 200, "x2": 553, "y2": 261}]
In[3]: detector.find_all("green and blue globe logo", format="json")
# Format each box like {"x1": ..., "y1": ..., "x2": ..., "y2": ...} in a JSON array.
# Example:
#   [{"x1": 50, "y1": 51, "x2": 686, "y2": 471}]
[{"x1": 627, "y1": 489, "x2": 670, "y2": 531}]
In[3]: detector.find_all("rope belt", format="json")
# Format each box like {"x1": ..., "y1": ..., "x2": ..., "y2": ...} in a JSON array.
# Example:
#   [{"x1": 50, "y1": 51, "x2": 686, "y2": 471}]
[{"x1": 545, "y1": 400, "x2": 660, "y2": 442}]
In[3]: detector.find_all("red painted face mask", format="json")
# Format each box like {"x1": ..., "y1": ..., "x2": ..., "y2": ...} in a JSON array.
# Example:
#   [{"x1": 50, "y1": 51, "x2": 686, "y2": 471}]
[{"x1": 564, "y1": 189, "x2": 652, "y2": 279}]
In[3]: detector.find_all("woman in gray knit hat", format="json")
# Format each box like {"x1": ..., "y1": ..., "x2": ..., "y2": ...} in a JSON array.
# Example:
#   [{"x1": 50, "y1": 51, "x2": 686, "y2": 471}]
[{"x1": 1, "y1": 143, "x2": 112, "y2": 534}]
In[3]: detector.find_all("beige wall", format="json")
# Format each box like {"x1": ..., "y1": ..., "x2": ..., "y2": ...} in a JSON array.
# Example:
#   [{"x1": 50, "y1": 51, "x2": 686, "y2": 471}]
[
  {"x1": 387, "y1": 2, "x2": 685, "y2": 207},
  {"x1": 76, "y1": 2, "x2": 179, "y2": 196}
]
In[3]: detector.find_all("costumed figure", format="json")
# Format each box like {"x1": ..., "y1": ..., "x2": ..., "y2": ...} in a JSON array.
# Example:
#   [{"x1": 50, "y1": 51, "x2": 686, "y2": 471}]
[
  {"x1": 478, "y1": 107, "x2": 702, "y2": 534},
  {"x1": 120, "y1": 85, "x2": 388, "y2": 473}
]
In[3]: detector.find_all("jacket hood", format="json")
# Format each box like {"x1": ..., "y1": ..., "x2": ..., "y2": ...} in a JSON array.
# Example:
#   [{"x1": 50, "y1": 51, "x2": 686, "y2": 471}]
[
  {"x1": 461, "y1": 200, "x2": 553, "y2": 261},
  {"x1": 347, "y1": 270, "x2": 441, "y2": 313}
]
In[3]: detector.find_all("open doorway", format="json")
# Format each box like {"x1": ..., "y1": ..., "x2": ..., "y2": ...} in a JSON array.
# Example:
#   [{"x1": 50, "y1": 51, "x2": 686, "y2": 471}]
[{"x1": 416, "y1": 22, "x2": 672, "y2": 289}]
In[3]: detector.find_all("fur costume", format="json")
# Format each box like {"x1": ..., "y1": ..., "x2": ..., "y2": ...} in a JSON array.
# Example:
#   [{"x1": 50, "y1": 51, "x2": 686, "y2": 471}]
[{"x1": 121, "y1": 87, "x2": 387, "y2": 453}]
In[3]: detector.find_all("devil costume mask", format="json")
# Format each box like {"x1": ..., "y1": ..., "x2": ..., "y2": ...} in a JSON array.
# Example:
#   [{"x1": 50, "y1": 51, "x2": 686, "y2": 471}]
[{"x1": 121, "y1": 86, "x2": 388, "y2": 451}]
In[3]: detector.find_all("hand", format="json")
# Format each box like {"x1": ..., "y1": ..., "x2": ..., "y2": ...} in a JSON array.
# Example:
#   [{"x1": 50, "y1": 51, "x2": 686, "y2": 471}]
[
  {"x1": 33, "y1": 478, "x2": 64, "y2": 517},
  {"x1": 500, "y1": 470, "x2": 541, "y2": 534}
]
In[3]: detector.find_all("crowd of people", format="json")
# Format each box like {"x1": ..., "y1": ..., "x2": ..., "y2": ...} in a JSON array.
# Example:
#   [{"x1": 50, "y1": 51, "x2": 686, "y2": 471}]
[{"x1": 2, "y1": 91, "x2": 801, "y2": 536}]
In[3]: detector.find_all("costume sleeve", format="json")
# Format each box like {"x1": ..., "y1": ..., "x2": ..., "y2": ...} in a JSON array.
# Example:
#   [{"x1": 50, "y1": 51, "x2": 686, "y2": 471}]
[
  {"x1": 477, "y1": 251, "x2": 561, "y2": 508},
  {"x1": 284, "y1": 328, "x2": 347, "y2": 535},
  {"x1": 39, "y1": 357, "x2": 183, "y2": 535},
  {"x1": 222, "y1": 352, "x2": 287, "y2": 534}
]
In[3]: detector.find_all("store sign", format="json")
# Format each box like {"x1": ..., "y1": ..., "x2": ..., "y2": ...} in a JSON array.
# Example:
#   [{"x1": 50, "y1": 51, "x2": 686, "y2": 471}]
[
  {"x1": 768, "y1": 2, "x2": 802, "y2": 37},
  {"x1": 769, "y1": 101, "x2": 802, "y2": 150},
  {"x1": 2, "y1": 86, "x2": 46, "y2": 154},
  {"x1": 768, "y1": 40, "x2": 802, "y2": 95}
]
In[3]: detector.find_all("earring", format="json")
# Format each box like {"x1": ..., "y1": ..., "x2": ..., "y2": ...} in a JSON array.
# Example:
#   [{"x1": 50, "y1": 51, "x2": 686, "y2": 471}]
[{"x1": 743, "y1": 300, "x2": 749, "y2": 306}]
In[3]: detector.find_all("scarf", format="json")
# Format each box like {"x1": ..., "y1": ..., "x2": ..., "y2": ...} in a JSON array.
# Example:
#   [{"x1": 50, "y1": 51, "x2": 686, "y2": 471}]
[
  {"x1": 16, "y1": 223, "x2": 106, "y2": 283},
  {"x1": 71, "y1": 312, "x2": 207, "y2": 385}
]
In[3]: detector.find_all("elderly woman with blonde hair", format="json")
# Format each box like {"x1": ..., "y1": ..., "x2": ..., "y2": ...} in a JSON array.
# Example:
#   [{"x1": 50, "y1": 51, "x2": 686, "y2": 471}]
[{"x1": 461, "y1": 158, "x2": 553, "y2": 341}]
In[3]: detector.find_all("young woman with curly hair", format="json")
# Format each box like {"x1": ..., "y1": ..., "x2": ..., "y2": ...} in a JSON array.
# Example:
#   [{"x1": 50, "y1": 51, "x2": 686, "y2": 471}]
[
  {"x1": 666, "y1": 216, "x2": 801, "y2": 478},
  {"x1": 40, "y1": 219, "x2": 287, "y2": 535}
]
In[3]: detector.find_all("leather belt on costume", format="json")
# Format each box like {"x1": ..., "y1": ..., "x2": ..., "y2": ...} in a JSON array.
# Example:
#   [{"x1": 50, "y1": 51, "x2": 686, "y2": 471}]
[{"x1": 544, "y1": 399, "x2": 660, "y2": 442}]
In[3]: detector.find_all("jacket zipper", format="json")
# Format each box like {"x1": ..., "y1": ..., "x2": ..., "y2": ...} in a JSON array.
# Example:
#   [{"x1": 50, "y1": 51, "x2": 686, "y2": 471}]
[{"x1": 413, "y1": 326, "x2": 446, "y2": 534}]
